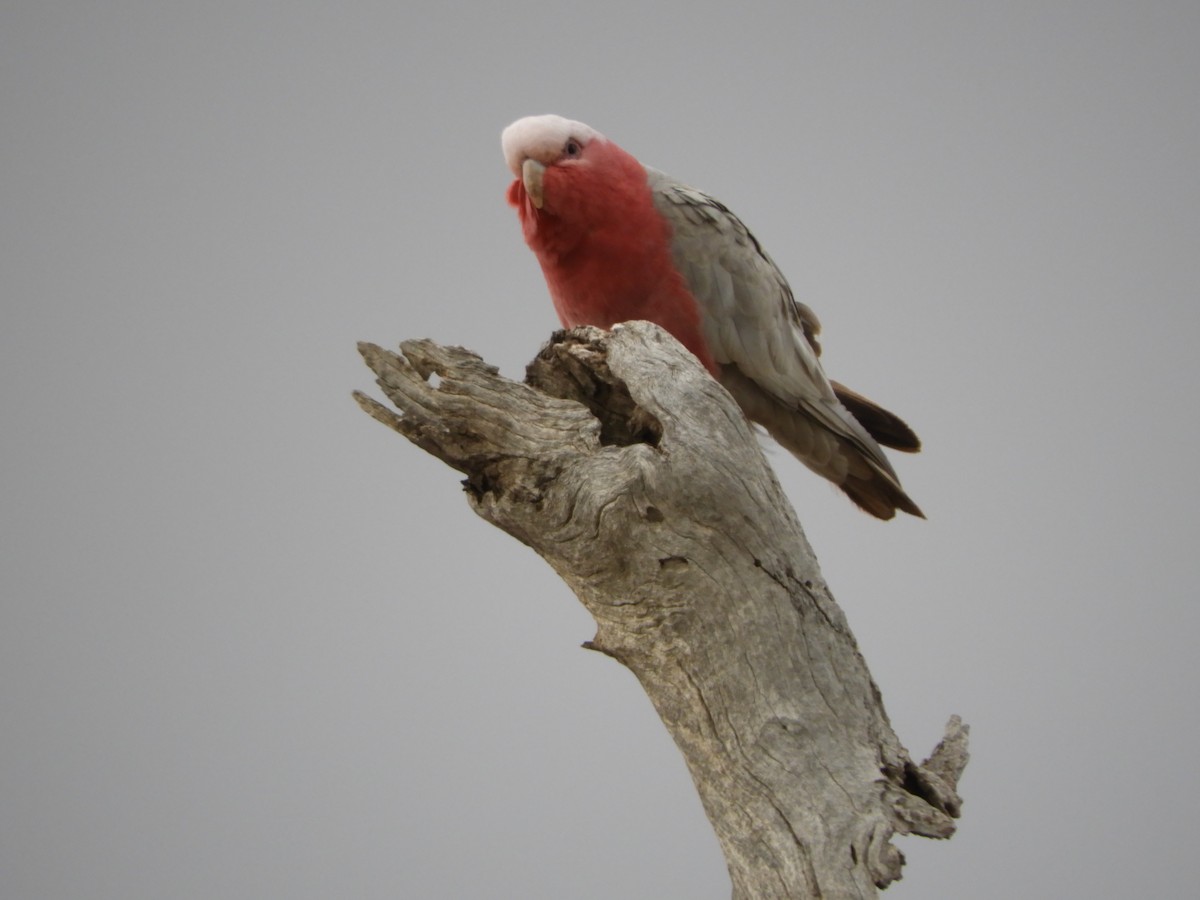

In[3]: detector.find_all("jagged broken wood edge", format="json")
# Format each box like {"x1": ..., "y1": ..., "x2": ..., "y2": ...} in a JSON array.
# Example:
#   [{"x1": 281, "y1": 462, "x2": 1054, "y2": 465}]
[{"x1": 354, "y1": 321, "x2": 968, "y2": 897}]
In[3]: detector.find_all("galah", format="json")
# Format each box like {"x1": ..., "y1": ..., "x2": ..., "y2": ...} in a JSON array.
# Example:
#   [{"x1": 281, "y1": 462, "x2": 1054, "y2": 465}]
[{"x1": 501, "y1": 114, "x2": 922, "y2": 520}]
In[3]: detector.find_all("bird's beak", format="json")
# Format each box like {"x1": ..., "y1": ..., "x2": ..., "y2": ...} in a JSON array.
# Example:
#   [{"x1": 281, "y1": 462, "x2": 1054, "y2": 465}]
[{"x1": 522, "y1": 158, "x2": 545, "y2": 209}]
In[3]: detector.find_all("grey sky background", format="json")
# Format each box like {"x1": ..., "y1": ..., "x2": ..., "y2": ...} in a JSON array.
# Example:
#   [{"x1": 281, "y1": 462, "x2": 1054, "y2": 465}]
[{"x1": 3, "y1": 2, "x2": 1197, "y2": 897}]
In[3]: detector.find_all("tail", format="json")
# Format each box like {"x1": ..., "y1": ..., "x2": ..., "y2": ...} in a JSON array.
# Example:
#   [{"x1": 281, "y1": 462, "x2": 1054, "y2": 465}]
[
  {"x1": 840, "y1": 467, "x2": 925, "y2": 521},
  {"x1": 719, "y1": 367, "x2": 923, "y2": 520},
  {"x1": 830, "y1": 381, "x2": 921, "y2": 453}
]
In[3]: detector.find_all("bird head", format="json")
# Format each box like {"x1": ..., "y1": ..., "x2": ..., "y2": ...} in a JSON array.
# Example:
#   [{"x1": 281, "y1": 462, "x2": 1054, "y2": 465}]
[
  {"x1": 501, "y1": 114, "x2": 604, "y2": 214},
  {"x1": 501, "y1": 114, "x2": 651, "y2": 258}
]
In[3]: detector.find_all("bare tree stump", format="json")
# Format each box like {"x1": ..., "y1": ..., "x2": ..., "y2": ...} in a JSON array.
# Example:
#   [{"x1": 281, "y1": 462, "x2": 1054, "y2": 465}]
[{"x1": 354, "y1": 321, "x2": 967, "y2": 899}]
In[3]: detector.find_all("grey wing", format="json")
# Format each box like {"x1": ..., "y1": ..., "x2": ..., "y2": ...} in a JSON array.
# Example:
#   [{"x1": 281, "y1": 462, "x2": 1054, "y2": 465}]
[{"x1": 646, "y1": 168, "x2": 899, "y2": 481}]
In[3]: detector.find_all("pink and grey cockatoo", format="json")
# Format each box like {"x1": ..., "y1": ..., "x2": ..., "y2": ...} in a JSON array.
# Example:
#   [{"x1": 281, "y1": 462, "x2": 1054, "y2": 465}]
[{"x1": 501, "y1": 114, "x2": 922, "y2": 520}]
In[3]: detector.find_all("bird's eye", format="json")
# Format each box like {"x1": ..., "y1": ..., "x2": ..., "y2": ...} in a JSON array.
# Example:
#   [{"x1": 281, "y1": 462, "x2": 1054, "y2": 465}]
[{"x1": 563, "y1": 139, "x2": 582, "y2": 158}]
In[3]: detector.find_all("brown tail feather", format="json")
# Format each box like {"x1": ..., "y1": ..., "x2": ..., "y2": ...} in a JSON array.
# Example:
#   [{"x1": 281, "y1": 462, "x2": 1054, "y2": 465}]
[
  {"x1": 842, "y1": 471, "x2": 925, "y2": 520},
  {"x1": 719, "y1": 366, "x2": 923, "y2": 521},
  {"x1": 831, "y1": 381, "x2": 921, "y2": 452}
]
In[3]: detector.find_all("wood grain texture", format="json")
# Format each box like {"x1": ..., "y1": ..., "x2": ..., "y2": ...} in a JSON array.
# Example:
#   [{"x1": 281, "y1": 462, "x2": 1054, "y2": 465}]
[{"x1": 355, "y1": 322, "x2": 967, "y2": 898}]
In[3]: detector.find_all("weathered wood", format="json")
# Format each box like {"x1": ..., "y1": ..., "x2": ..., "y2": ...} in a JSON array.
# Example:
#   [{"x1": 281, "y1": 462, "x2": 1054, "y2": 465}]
[{"x1": 355, "y1": 322, "x2": 967, "y2": 898}]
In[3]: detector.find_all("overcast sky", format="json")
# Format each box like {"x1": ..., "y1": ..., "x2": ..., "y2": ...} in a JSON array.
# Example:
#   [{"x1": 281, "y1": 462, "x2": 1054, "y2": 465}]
[{"x1": 3, "y1": 2, "x2": 1198, "y2": 898}]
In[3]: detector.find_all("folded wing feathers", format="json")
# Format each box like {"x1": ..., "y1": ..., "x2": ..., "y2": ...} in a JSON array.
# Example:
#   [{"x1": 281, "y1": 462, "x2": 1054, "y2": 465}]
[{"x1": 647, "y1": 167, "x2": 920, "y2": 518}]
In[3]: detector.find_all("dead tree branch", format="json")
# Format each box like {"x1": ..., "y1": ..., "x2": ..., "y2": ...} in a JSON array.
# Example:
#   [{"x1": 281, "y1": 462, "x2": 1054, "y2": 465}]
[{"x1": 354, "y1": 322, "x2": 967, "y2": 898}]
